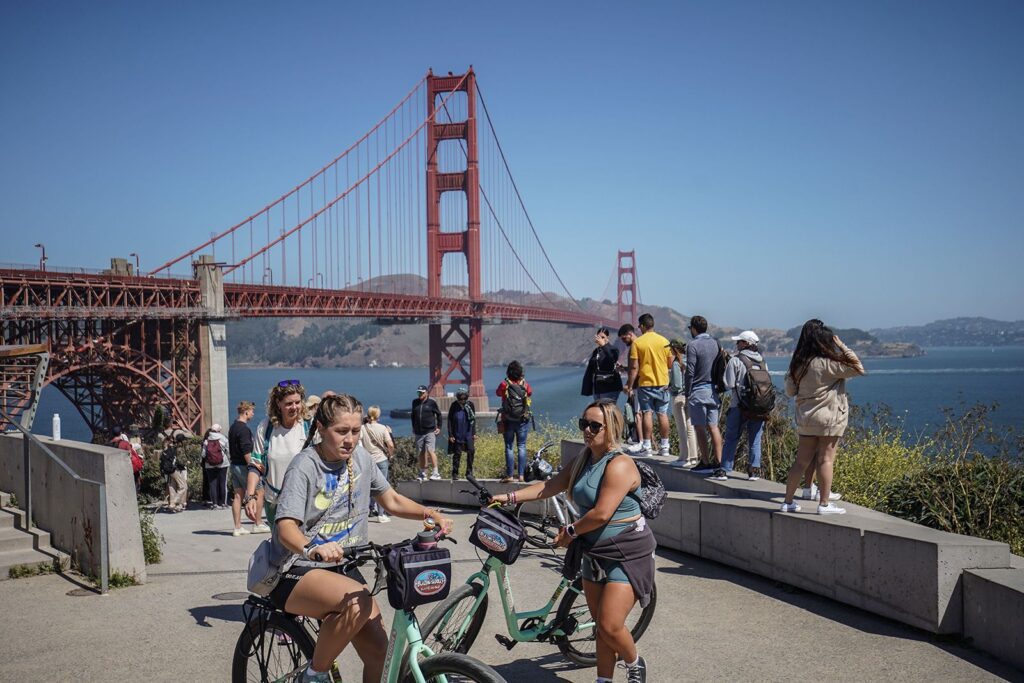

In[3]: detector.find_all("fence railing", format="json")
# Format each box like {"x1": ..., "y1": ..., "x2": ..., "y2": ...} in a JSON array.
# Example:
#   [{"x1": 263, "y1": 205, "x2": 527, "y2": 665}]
[{"x1": 0, "y1": 410, "x2": 108, "y2": 593}]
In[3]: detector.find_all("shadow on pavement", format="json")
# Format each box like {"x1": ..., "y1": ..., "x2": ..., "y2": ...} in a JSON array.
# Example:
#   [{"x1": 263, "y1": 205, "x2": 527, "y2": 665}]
[
  {"x1": 491, "y1": 651, "x2": 583, "y2": 681},
  {"x1": 189, "y1": 602, "x2": 246, "y2": 626},
  {"x1": 192, "y1": 529, "x2": 236, "y2": 536}
]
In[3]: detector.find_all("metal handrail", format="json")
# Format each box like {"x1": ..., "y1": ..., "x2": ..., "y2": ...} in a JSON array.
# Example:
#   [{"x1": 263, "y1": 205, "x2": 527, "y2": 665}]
[{"x1": 0, "y1": 409, "x2": 109, "y2": 594}]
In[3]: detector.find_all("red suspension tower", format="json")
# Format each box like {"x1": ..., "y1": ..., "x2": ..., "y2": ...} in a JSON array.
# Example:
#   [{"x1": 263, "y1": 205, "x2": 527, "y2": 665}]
[
  {"x1": 617, "y1": 250, "x2": 638, "y2": 326},
  {"x1": 425, "y1": 69, "x2": 487, "y2": 408}
]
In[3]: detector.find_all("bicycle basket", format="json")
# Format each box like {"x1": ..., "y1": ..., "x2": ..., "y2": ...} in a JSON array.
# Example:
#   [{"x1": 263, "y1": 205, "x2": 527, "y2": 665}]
[
  {"x1": 469, "y1": 506, "x2": 526, "y2": 565},
  {"x1": 384, "y1": 542, "x2": 452, "y2": 610}
]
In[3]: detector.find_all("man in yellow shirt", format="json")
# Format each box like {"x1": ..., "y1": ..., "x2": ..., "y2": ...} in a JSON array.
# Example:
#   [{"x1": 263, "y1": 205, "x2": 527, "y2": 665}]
[{"x1": 626, "y1": 313, "x2": 673, "y2": 456}]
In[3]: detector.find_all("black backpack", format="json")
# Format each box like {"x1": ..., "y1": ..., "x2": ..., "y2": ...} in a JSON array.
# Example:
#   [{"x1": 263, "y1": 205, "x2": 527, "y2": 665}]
[
  {"x1": 630, "y1": 459, "x2": 667, "y2": 519},
  {"x1": 737, "y1": 354, "x2": 776, "y2": 420},
  {"x1": 501, "y1": 381, "x2": 530, "y2": 422},
  {"x1": 711, "y1": 341, "x2": 730, "y2": 395},
  {"x1": 160, "y1": 446, "x2": 178, "y2": 475}
]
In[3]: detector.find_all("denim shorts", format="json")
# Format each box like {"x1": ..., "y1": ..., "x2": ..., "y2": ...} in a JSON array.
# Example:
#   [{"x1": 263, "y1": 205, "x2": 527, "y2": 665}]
[
  {"x1": 687, "y1": 384, "x2": 721, "y2": 427},
  {"x1": 636, "y1": 386, "x2": 670, "y2": 415}
]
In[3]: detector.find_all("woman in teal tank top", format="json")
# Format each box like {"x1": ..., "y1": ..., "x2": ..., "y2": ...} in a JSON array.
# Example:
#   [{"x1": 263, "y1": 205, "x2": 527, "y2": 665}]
[{"x1": 490, "y1": 399, "x2": 651, "y2": 683}]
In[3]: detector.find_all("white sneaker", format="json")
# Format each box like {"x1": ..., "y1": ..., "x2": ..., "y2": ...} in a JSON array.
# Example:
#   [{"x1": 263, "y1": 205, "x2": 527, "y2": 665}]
[
  {"x1": 658, "y1": 443, "x2": 670, "y2": 457},
  {"x1": 626, "y1": 442, "x2": 646, "y2": 455},
  {"x1": 805, "y1": 484, "x2": 842, "y2": 501},
  {"x1": 377, "y1": 514, "x2": 390, "y2": 523},
  {"x1": 429, "y1": 471, "x2": 442, "y2": 481},
  {"x1": 669, "y1": 459, "x2": 689, "y2": 468},
  {"x1": 417, "y1": 471, "x2": 428, "y2": 482},
  {"x1": 232, "y1": 527, "x2": 251, "y2": 537},
  {"x1": 251, "y1": 523, "x2": 271, "y2": 534},
  {"x1": 817, "y1": 502, "x2": 847, "y2": 515},
  {"x1": 779, "y1": 502, "x2": 801, "y2": 513}
]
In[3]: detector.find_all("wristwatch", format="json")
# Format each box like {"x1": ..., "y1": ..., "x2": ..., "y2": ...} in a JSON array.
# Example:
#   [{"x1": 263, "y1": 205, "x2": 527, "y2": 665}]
[{"x1": 565, "y1": 524, "x2": 578, "y2": 539}]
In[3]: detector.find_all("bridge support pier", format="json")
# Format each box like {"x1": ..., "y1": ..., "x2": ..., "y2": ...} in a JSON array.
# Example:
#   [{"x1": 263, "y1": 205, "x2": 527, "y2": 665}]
[{"x1": 195, "y1": 256, "x2": 229, "y2": 433}]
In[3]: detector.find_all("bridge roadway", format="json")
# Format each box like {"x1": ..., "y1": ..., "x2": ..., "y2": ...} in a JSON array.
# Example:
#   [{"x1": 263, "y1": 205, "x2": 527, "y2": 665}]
[{"x1": 0, "y1": 503, "x2": 1018, "y2": 681}]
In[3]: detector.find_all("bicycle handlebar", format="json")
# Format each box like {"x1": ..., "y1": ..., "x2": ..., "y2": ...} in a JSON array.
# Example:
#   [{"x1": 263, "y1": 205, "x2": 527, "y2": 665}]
[
  {"x1": 307, "y1": 526, "x2": 453, "y2": 564},
  {"x1": 463, "y1": 473, "x2": 493, "y2": 506}
]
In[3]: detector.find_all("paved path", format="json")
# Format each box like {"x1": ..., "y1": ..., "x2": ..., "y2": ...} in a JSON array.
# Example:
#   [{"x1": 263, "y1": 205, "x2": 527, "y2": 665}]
[{"x1": 0, "y1": 504, "x2": 1020, "y2": 682}]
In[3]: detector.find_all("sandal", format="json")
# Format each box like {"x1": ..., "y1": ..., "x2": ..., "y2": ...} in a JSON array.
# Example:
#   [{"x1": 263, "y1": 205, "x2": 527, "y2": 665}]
[{"x1": 499, "y1": 476, "x2": 513, "y2": 483}]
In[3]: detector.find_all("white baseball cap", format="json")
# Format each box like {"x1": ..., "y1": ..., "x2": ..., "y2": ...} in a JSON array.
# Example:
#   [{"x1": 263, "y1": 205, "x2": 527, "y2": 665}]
[{"x1": 731, "y1": 330, "x2": 760, "y2": 345}]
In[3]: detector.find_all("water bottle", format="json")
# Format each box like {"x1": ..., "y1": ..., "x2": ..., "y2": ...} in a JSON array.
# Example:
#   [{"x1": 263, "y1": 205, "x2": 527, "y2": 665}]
[
  {"x1": 414, "y1": 530, "x2": 437, "y2": 551},
  {"x1": 52, "y1": 413, "x2": 61, "y2": 441}
]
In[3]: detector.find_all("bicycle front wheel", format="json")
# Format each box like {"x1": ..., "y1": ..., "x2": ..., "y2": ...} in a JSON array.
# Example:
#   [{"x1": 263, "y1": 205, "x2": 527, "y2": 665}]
[
  {"x1": 419, "y1": 581, "x2": 489, "y2": 655},
  {"x1": 231, "y1": 611, "x2": 316, "y2": 683},
  {"x1": 404, "y1": 652, "x2": 506, "y2": 683},
  {"x1": 513, "y1": 502, "x2": 561, "y2": 549},
  {"x1": 554, "y1": 577, "x2": 657, "y2": 667}
]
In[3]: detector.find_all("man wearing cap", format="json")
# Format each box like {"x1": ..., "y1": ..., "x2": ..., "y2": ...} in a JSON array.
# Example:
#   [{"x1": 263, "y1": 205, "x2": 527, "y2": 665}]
[
  {"x1": 711, "y1": 331, "x2": 769, "y2": 482},
  {"x1": 667, "y1": 339, "x2": 700, "y2": 468},
  {"x1": 446, "y1": 386, "x2": 477, "y2": 480},
  {"x1": 626, "y1": 313, "x2": 674, "y2": 457},
  {"x1": 411, "y1": 385, "x2": 442, "y2": 481}
]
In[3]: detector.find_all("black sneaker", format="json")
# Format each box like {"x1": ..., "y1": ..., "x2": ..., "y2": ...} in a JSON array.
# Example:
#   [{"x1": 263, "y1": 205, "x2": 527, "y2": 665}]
[
  {"x1": 620, "y1": 655, "x2": 647, "y2": 683},
  {"x1": 708, "y1": 468, "x2": 728, "y2": 481},
  {"x1": 748, "y1": 466, "x2": 761, "y2": 481},
  {"x1": 691, "y1": 462, "x2": 716, "y2": 473}
]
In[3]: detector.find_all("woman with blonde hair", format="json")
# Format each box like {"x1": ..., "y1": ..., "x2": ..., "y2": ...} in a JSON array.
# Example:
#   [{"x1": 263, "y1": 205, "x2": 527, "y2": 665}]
[
  {"x1": 244, "y1": 380, "x2": 311, "y2": 525},
  {"x1": 489, "y1": 399, "x2": 655, "y2": 683},
  {"x1": 359, "y1": 405, "x2": 394, "y2": 523}
]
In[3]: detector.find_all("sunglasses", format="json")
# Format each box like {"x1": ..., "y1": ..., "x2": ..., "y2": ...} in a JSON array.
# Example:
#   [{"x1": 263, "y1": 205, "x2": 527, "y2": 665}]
[
  {"x1": 277, "y1": 379, "x2": 301, "y2": 388},
  {"x1": 578, "y1": 418, "x2": 605, "y2": 433}
]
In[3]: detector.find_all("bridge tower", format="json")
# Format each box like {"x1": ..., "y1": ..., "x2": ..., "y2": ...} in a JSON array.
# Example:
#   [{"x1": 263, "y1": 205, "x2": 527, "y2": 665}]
[
  {"x1": 617, "y1": 250, "x2": 638, "y2": 326},
  {"x1": 425, "y1": 69, "x2": 488, "y2": 409}
]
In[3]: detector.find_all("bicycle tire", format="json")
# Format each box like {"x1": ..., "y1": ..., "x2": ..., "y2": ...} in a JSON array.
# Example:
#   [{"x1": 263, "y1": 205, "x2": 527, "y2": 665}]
[
  {"x1": 231, "y1": 611, "x2": 316, "y2": 683},
  {"x1": 553, "y1": 577, "x2": 657, "y2": 667},
  {"x1": 513, "y1": 503, "x2": 562, "y2": 550},
  {"x1": 418, "y1": 581, "x2": 490, "y2": 655},
  {"x1": 403, "y1": 652, "x2": 506, "y2": 683}
]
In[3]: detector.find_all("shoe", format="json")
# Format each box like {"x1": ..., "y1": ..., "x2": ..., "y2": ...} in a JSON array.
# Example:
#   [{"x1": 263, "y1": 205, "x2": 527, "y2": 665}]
[
  {"x1": 377, "y1": 514, "x2": 390, "y2": 523},
  {"x1": 499, "y1": 476, "x2": 513, "y2": 483},
  {"x1": 417, "y1": 471, "x2": 427, "y2": 482},
  {"x1": 451, "y1": 475, "x2": 460, "y2": 481},
  {"x1": 368, "y1": 513, "x2": 380, "y2": 522},
  {"x1": 626, "y1": 442, "x2": 647, "y2": 455},
  {"x1": 658, "y1": 444, "x2": 671, "y2": 457},
  {"x1": 669, "y1": 458, "x2": 689, "y2": 468},
  {"x1": 804, "y1": 483, "x2": 841, "y2": 501},
  {"x1": 691, "y1": 462, "x2": 716, "y2": 473},
  {"x1": 619, "y1": 655, "x2": 647, "y2": 683},
  {"x1": 779, "y1": 502, "x2": 801, "y2": 513},
  {"x1": 251, "y1": 523, "x2": 271, "y2": 534},
  {"x1": 748, "y1": 467, "x2": 761, "y2": 481},
  {"x1": 232, "y1": 527, "x2": 251, "y2": 537},
  {"x1": 817, "y1": 502, "x2": 847, "y2": 515},
  {"x1": 708, "y1": 468, "x2": 728, "y2": 481},
  {"x1": 429, "y1": 471, "x2": 442, "y2": 481}
]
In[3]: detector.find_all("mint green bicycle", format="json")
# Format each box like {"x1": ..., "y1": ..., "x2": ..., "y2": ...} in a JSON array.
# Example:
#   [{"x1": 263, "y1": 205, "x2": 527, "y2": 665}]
[{"x1": 418, "y1": 475, "x2": 656, "y2": 667}]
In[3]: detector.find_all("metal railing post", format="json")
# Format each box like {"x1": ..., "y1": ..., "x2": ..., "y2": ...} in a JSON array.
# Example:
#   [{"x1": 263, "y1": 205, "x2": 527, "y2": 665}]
[
  {"x1": 98, "y1": 484, "x2": 109, "y2": 594},
  {"x1": 22, "y1": 434, "x2": 32, "y2": 528}
]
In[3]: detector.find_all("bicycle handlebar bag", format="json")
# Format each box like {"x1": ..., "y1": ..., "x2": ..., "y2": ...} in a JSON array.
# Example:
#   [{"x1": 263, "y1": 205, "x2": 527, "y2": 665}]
[
  {"x1": 385, "y1": 542, "x2": 452, "y2": 610},
  {"x1": 469, "y1": 506, "x2": 526, "y2": 565}
]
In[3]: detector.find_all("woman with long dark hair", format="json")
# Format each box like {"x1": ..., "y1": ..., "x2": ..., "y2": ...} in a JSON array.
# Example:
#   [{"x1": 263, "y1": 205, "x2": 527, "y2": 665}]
[
  {"x1": 780, "y1": 319, "x2": 865, "y2": 515},
  {"x1": 582, "y1": 326, "x2": 623, "y2": 403}
]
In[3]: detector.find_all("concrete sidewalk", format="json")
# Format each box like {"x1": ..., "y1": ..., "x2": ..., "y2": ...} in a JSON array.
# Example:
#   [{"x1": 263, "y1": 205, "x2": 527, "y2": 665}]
[{"x1": 0, "y1": 503, "x2": 1020, "y2": 682}]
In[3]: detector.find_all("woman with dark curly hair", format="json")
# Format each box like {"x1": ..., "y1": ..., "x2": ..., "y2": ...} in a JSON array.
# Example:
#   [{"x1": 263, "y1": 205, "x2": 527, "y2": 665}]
[{"x1": 779, "y1": 320, "x2": 865, "y2": 515}]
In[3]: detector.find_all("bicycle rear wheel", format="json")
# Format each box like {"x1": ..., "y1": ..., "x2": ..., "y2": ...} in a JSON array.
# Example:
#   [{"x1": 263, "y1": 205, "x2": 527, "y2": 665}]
[
  {"x1": 513, "y1": 502, "x2": 562, "y2": 549},
  {"x1": 232, "y1": 611, "x2": 316, "y2": 683},
  {"x1": 403, "y1": 652, "x2": 506, "y2": 683},
  {"x1": 553, "y1": 577, "x2": 657, "y2": 667}
]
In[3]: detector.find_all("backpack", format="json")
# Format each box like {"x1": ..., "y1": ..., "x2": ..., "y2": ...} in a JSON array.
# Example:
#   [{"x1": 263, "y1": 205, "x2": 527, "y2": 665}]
[
  {"x1": 160, "y1": 446, "x2": 178, "y2": 475},
  {"x1": 120, "y1": 440, "x2": 144, "y2": 474},
  {"x1": 737, "y1": 354, "x2": 776, "y2": 420},
  {"x1": 630, "y1": 459, "x2": 667, "y2": 519},
  {"x1": 204, "y1": 438, "x2": 224, "y2": 466},
  {"x1": 501, "y1": 381, "x2": 530, "y2": 422},
  {"x1": 711, "y1": 341, "x2": 730, "y2": 395}
]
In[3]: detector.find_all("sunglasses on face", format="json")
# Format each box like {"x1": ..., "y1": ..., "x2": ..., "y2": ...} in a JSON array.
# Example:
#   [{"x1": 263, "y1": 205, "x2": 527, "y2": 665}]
[
  {"x1": 578, "y1": 418, "x2": 605, "y2": 433},
  {"x1": 277, "y1": 379, "x2": 301, "y2": 388}
]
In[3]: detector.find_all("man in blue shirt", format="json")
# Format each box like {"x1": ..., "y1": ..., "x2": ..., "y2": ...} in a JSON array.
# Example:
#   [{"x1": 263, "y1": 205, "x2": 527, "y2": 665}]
[
  {"x1": 446, "y1": 386, "x2": 476, "y2": 480},
  {"x1": 685, "y1": 315, "x2": 723, "y2": 472}
]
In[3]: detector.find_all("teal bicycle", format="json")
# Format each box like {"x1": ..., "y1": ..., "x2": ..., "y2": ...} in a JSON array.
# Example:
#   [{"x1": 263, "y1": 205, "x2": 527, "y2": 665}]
[
  {"x1": 232, "y1": 530, "x2": 506, "y2": 683},
  {"x1": 419, "y1": 475, "x2": 656, "y2": 667}
]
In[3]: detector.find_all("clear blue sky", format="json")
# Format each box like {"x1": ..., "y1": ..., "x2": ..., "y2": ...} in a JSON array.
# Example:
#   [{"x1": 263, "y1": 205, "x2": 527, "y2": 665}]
[{"x1": 2, "y1": 1, "x2": 1021, "y2": 329}]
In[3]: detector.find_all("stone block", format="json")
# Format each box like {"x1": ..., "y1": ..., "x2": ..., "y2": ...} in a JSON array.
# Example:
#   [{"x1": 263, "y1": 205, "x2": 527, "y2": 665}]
[
  {"x1": 963, "y1": 568, "x2": 1024, "y2": 671},
  {"x1": 771, "y1": 512, "x2": 864, "y2": 603},
  {"x1": 699, "y1": 497, "x2": 776, "y2": 576},
  {"x1": 647, "y1": 492, "x2": 702, "y2": 555},
  {"x1": 559, "y1": 439, "x2": 584, "y2": 469},
  {"x1": 861, "y1": 526, "x2": 1010, "y2": 633}
]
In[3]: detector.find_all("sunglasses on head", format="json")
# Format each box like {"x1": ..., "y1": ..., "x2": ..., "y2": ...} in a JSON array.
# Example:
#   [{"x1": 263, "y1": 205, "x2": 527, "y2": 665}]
[
  {"x1": 277, "y1": 379, "x2": 301, "y2": 388},
  {"x1": 578, "y1": 418, "x2": 605, "y2": 433}
]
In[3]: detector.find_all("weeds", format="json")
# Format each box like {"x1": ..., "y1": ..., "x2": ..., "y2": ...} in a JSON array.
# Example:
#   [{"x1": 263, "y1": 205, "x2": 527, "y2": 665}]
[{"x1": 139, "y1": 507, "x2": 164, "y2": 564}]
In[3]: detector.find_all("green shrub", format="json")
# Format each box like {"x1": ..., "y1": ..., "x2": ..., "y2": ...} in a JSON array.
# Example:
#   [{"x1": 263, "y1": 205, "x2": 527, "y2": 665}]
[
  {"x1": 138, "y1": 439, "x2": 205, "y2": 504},
  {"x1": 139, "y1": 507, "x2": 164, "y2": 564},
  {"x1": 8, "y1": 559, "x2": 59, "y2": 579}
]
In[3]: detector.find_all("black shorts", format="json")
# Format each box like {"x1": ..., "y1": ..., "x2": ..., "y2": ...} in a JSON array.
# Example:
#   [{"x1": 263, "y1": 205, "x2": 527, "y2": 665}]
[{"x1": 269, "y1": 563, "x2": 368, "y2": 612}]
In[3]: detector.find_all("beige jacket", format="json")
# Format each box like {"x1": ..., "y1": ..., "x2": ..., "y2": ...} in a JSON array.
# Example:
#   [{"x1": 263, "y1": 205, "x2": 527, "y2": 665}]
[{"x1": 784, "y1": 342, "x2": 865, "y2": 437}]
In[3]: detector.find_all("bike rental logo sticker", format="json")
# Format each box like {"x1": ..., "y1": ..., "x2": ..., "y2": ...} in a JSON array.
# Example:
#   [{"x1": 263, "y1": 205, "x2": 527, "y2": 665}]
[
  {"x1": 477, "y1": 528, "x2": 508, "y2": 553},
  {"x1": 414, "y1": 569, "x2": 448, "y2": 597}
]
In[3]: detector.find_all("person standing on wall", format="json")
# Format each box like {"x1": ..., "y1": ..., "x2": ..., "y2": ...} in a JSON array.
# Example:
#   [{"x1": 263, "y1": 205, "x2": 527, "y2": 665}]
[
  {"x1": 497, "y1": 360, "x2": 533, "y2": 482},
  {"x1": 625, "y1": 313, "x2": 674, "y2": 458},
  {"x1": 616, "y1": 324, "x2": 641, "y2": 445},
  {"x1": 410, "y1": 385, "x2": 442, "y2": 482},
  {"x1": 712, "y1": 331, "x2": 770, "y2": 482},
  {"x1": 686, "y1": 315, "x2": 724, "y2": 472},
  {"x1": 667, "y1": 339, "x2": 700, "y2": 468},
  {"x1": 446, "y1": 386, "x2": 477, "y2": 481},
  {"x1": 582, "y1": 326, "x2": 623, "y2": 403}
]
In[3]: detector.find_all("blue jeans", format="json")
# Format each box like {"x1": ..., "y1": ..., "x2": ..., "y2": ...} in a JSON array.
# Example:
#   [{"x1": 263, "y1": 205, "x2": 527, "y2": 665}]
[
  {"x1": 503, "y1": 420, "x2": 530, "y2": 477},
  {"x1": 721, "y1": 407, "x2": 764, "y2": 471}
]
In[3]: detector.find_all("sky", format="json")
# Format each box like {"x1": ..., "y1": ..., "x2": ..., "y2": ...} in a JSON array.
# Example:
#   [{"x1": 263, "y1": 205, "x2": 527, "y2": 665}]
[{"x1": 1, "y1": 1, "x2": 1022, "y2": 330}]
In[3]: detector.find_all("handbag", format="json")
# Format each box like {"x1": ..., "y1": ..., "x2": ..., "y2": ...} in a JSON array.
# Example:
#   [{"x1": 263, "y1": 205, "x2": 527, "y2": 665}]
[
  {"x1": 246, "y1": 470, "x2": 350, "y2": 596},
  {"x1": 469, "y1": 505, "x2": 526, "y2": 565},
  {"x1": 384, "y1": 542, "x2": 452, "y2": 610}
]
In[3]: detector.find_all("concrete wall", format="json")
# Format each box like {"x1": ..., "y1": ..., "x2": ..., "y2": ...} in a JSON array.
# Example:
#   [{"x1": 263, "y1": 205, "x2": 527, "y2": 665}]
[
  {"x1": 0, "y1": 434, "x2": 147, "y2": 581},
  {"x1": 963, "y1": 568, "x2": 1024, "y2": 671}
]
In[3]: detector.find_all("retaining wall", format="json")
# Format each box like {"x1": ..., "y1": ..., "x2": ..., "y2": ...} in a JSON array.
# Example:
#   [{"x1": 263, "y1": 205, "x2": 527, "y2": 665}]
[{"x1": 0, "y1": 434, "x2": 147, "y2": 581}]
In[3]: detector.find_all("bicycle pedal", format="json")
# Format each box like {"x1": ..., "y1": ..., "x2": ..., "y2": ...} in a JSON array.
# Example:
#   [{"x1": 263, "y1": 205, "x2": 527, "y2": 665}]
[{"x1": 494, "y1": 634, "x2": 518, "y2": 650}]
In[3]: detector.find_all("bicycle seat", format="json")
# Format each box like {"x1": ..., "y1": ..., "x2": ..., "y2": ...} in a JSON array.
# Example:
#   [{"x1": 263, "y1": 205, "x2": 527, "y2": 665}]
[{"x1": 245, "y1": 594, "x2": 278, "y2": 611}]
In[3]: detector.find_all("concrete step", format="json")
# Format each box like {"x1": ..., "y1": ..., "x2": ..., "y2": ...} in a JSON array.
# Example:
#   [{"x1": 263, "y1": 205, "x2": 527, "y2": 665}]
[
  {"x1": 0, "y1": 524, "x2": 53, "y2": 553},
  {"x1": 0, "y1": 547, "x2": 63, "y2": 580}
]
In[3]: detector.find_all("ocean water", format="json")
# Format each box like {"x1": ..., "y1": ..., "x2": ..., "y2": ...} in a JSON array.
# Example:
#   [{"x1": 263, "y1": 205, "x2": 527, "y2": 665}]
[{"x1": 33, "y1": 346, "x2": 1024, "y2": 443}]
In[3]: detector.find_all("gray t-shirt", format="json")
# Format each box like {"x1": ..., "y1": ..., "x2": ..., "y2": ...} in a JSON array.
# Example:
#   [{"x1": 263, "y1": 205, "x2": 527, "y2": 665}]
[{"x1": 272, "y1": 443, "x2": 391, "y2": 569}]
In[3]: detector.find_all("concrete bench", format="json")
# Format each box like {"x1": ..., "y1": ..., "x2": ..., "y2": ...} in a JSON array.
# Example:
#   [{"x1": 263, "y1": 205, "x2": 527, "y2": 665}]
[{"x1": 963, "y1": 567, "x2": 1024, "y2": 671}]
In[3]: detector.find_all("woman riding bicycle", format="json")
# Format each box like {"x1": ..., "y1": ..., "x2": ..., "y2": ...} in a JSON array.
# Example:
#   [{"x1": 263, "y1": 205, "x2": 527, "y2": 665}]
[
  {"x1": 268, "y1": 393, "x2": 453, "y2": 683},
  {"x1": 488, "y1": 399, "x2": 654, "y2": 683}
]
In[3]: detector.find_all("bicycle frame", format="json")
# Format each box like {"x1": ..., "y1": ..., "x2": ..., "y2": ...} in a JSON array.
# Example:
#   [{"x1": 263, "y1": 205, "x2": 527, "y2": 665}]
[
  {"x1": 542, "y1": 492, "x2": 579, "y2": 526},
  {"x1": 443, "y1": 555, "x2": 594, "y2": 645},
  {"x1": 382, "y1": 608, "x2": 440, "y2": 683}
]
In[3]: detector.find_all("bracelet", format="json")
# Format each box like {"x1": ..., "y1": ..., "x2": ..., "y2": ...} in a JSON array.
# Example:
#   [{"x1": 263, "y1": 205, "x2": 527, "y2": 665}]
[
  {"x1": 508, "y1": 491, "x2": 517, "y2": 506},
  {"x1": 242, "y1": 494, "x2": 255, "y2": 505}
]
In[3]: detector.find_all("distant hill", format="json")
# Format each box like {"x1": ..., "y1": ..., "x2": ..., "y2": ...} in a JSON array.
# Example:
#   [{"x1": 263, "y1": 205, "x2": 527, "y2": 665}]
[{"x1": 871, "y1": 317, "x2": 1024, "y2": 347}]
